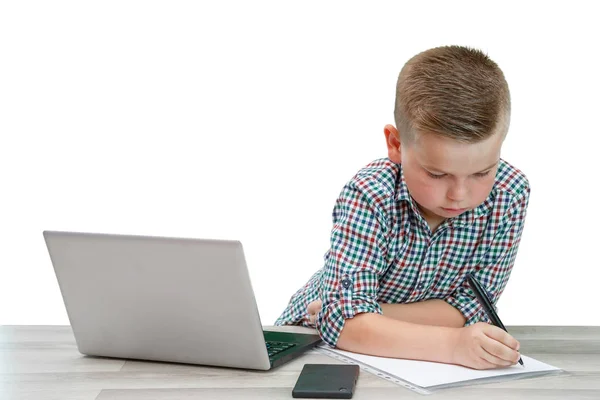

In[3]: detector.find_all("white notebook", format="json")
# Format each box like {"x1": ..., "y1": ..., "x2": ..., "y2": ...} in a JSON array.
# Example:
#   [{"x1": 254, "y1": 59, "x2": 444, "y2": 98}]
[{"x1": 317, "y1": 345, "x2": 563, "y2": 395}]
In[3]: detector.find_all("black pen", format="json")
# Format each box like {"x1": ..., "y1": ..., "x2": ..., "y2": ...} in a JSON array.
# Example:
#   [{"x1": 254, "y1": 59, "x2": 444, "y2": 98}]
[{"x1": 466, "y1": 273, "x2": 524, "y2": 366}]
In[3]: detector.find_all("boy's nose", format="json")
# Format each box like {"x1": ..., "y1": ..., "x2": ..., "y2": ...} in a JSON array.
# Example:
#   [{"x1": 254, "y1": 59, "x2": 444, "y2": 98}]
[{"x1": 447, "y1": 185, "x2": 467, "y2": 202}]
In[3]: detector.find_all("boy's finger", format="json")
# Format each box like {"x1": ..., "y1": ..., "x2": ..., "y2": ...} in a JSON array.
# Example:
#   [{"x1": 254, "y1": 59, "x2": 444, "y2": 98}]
[
  {"x1": 484, "y1": 324, "x2": 519, "y2": 350},
  {"x1": 307, "y1": 300, "x2": 322, "y2": 315}
]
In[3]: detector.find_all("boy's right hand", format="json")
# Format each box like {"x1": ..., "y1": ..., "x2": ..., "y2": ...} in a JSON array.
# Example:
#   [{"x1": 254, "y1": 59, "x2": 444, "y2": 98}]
[{"x1": 451, "y1": 322, "x2": 521, "y2": 370}]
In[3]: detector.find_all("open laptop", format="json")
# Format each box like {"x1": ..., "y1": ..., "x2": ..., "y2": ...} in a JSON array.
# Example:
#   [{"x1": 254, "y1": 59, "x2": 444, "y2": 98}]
[{"x1": 43, "y1": 230, "x2": 321, "y2": 370}]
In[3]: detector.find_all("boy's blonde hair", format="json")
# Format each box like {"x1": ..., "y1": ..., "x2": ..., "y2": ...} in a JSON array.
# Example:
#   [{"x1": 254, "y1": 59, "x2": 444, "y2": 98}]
[{"x1": 394, "y1": 45, "x2": 511, "y2": 144}]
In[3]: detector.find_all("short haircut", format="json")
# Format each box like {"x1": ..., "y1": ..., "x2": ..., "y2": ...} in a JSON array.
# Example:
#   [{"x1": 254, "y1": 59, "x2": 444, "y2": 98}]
[{"x1": 394, "y1": 45, "x2": 511, "y2": 144}]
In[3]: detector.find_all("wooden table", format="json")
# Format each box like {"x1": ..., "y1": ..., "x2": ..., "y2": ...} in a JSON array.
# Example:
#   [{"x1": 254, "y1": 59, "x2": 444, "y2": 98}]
[{"x1": 1, "y1": 325, "x2": 599, "y2": 399}]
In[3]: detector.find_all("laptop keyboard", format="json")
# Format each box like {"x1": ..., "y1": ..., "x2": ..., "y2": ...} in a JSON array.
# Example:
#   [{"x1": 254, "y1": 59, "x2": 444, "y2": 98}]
[{"x1": 266, "y1": 341, "x2": 296, "y2": 359}]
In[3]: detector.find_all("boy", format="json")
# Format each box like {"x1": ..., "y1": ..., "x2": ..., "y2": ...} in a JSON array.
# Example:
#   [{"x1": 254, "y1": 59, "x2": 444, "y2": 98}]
[{"x1": 275, "y1": 46, "x2": 529, "y2": 371}]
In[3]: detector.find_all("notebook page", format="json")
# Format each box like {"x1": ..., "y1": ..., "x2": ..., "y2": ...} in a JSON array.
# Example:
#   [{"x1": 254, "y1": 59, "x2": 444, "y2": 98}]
[{"x1": 317, "y1": 345, "x2": 561, "y2": 388}]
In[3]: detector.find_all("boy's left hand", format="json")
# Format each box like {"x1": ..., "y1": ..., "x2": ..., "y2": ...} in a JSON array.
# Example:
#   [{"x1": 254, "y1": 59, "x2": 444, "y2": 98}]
[{"x1": 307, "y1": 300, "x2": 323, "y2": 325}]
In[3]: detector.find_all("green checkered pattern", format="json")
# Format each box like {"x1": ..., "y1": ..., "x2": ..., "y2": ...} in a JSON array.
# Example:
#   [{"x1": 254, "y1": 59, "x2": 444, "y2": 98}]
[{"x1": 275, "y1": 158, "x2": 530, "y2": 348}]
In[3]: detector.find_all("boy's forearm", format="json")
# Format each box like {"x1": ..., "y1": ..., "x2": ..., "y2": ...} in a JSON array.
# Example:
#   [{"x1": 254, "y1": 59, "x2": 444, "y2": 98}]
[
  {"x1": 336, "y1": 312, "x2": 459, "y2": 364},
  {"x1": 380, "y1": 299, "x2": 466, "y2": 328}
]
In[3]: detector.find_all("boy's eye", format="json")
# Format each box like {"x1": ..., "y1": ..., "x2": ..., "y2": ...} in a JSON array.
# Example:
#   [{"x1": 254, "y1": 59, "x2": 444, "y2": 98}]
[
  {"x1": 427, "y1": 172, "x2": 446, "y2": 179},
  {"x1": 426, "y1": 170, "x2": 491, "y2": 179}
]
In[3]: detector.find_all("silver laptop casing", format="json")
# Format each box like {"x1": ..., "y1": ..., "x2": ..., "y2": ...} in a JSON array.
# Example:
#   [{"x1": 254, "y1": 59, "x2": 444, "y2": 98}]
[{"x1": 43, "y1": 230, "x2": 273, "y2": 370}]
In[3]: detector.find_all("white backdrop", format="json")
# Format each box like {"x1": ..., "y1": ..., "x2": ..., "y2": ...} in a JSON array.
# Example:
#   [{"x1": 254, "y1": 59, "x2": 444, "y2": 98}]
[{"x1": 1, "y1": 0, "x2": 599, "y2": 326}]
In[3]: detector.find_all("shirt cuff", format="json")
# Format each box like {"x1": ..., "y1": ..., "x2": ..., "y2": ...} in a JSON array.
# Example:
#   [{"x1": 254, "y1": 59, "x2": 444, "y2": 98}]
[
  {"x1": 315, "y1": 273, "x2": 383, "y2": 347},
  {"x1": 445, "y1": 295, "x2": 492, "y2": 326}
]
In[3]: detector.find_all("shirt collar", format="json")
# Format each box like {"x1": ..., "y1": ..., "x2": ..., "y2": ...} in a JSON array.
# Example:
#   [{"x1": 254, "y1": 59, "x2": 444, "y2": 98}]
[
  {"x1": 395, "y1": 162, "x2": 411, "y2": 202},
  {"x1": 451, "y1": 191, "x2": 495, "y2": 227},
  {"x1": 395, "y1": 163, "x2": 431, "y2": 221},
  {"x1": 395, "y1": 162, "x2": 495, "y2": 228}
]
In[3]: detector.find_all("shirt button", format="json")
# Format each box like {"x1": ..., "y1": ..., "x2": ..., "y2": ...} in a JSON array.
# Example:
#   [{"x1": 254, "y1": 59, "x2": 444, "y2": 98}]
[
  {"x1": 417, "y1": 283, "x2": 425, "y2": 290},
  {"x1": 341, "y1": 278, "x2": 352, "y2": 289}
]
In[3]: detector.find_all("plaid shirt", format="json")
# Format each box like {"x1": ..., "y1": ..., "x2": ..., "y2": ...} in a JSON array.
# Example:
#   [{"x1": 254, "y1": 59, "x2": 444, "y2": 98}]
[{"x1": 275, "y1": 158, "x2": 530, "y2": 348}]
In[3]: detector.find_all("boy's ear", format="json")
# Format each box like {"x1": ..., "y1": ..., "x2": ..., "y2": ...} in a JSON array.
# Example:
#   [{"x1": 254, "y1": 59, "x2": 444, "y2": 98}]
[{"x1": 384, "y1": 124, "x2": 402, "y2": 164}]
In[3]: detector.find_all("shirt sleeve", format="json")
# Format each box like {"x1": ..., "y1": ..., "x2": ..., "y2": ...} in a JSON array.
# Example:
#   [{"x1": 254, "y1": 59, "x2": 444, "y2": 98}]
[
  {"x1": 445, "y1": 185, "x2": 530, "y2": 326},
  {"x1": 314, "y1": 182, "x2": 389, "y2": 348}
]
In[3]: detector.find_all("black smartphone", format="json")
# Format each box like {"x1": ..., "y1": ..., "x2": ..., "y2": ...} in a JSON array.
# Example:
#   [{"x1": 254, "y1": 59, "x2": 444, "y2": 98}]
[{"x1": 292, "y1": 363, "x2": 360, "y2": 399}]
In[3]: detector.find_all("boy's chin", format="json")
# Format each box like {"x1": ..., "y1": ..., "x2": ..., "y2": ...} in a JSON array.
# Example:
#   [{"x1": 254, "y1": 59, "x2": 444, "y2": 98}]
[
  {"x1": 416, "y1": 202, "x2": 468, "y2": 220},
  {"x1": 439, "y1": 207, "x2": 469, "y2": 217}
]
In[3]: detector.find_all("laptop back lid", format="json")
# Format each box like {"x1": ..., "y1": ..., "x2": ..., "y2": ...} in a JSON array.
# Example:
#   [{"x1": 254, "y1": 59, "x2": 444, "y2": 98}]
[{"x1": 43, "y1": 230, "x2": 271, "y2": 370}]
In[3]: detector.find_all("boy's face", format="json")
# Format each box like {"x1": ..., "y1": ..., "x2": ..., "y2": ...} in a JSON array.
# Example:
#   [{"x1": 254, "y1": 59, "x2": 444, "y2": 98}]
[{"x1": 385, "y1": 124, "x2": 504, "y2": 222}]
